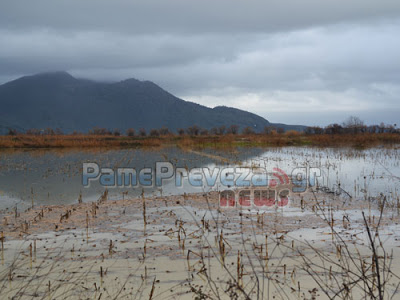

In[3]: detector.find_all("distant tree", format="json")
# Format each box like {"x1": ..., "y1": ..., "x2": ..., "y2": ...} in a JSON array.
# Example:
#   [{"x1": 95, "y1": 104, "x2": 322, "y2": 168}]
[
  {"x1": 334, "y1": 124, "x2": 344, "y2": 134},
  {"x1": 159, "y1": 126, "x2": 170, "y2": 136},
  {"x1": 177, "y1": 128, "x2": 185, "y2": 136},
  {"x1": 149, "y1": 129, "x2": 160, "y2": 137},
  {"x1": 139, "y1": 128, "x2": 147, "y2": 137},
  {"x1": 217, "y1": 125, "x2": 226, "y2": 135},
  {"x1": 209, "y1": 127, "x2": 218, "y2": 135},
  {"x1": 55, "y1": 128, "x2": 63, "y2": 135},
  {"x1": 44, "y1": 128, "x2": 55, "y2": 135},
  {"x1": 263, "y1": 126, "x2": 275, "y2": 135},
  {"x1": 309, "y1": 126, "x2": 324, "y2": 135},
  {"x1": 7, "y1": 128, "x2": 17, "y2": 136},
  {"x1": 378, "y1": 122, "x2": 385, "y2": 134},
  {"x1": 368, "y1": 125, "x2": 378, "y2": 134},
  {"x1": 91, "y1": 127, "x2": 108, "y2": 135},
  {"x1": 387, "y1": 124, "x2": 396, "y2": 133},
  {"x1": 186, "y1": 125, "x2": 200, "y2": 136},
  {"x1": 113, "y1": 129, "x2": 121, "y2": 136},
  {"x1": 227, "y1": 124, "x2": 239, "y2": 135},
  {"x1": 26, "y1": 128, "x2": 40, "y2": 135},
  {"x1": 200, "y1": 129, "x2": 209, "y2": 136},
  {"x1": 305, "y1": 127, "x2": 314, "y2": 135},
  {"x1": 375, "y1": 122, "x2": 397, "y2": 134},
  {"x1": 277, "y1": 127, "x2": 285, "y2": 134},
  {"x1": 126, "y1": 128, "x2": 135, "y2": 136},
  {"x1": 343, "y1": 116, "x2": 364, "y2": 128},
  {"x1": 343, "y1": 116, "x2": 365, "y2": 134},
  {"x1": 242, "y1": 126, "x2": 255, "y2": 135},
  {"x1": 325, "y1": 123, "x2": 343, "y2": 135}
]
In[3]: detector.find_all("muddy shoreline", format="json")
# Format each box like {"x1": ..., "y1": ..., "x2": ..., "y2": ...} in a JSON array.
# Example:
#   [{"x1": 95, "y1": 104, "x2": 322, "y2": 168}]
[{"x1": 1, "y1": 191, "x2": 400, "y2": 299}]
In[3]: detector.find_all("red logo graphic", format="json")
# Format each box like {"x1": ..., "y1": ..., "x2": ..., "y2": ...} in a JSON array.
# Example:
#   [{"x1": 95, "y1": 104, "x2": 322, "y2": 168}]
[
  {"x1": 269, "y1": 167, "x2": 290, "y2": 187},
  {"x1": 219, "y1": 168, "x2": 290, "y2": 208}
]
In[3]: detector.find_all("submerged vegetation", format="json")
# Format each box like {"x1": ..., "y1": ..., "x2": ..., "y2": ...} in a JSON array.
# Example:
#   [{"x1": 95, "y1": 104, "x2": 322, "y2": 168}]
[
  {"x1": 0, "y1": 117, "x2": 399, "y2": 298},
  {"x1": 1, "y1": 189, "x2": 400, "y2": 299},
  {"x1": 0, "y1": 125, "x2": 399, "y2": 298}
]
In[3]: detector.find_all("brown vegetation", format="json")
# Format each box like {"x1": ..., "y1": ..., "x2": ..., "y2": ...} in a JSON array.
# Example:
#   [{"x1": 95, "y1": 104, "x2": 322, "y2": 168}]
[
  {"x1": 0, "y1": 132, "x2": 399, "y2": 149},
  {"x1": 1, "y1": 118, "x2": 400, "y2": 149}
]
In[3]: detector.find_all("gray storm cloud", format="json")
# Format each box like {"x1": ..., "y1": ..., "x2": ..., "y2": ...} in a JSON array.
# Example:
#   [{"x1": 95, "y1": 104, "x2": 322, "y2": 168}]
[{"x1": 0, "y1": 0, "x2": 399, "y2": 125}]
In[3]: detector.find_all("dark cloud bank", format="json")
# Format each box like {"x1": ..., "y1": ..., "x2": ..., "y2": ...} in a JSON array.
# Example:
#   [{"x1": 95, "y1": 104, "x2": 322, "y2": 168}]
[{"x1": 1, "y1": 0, "x2": 399, "y2": 126}]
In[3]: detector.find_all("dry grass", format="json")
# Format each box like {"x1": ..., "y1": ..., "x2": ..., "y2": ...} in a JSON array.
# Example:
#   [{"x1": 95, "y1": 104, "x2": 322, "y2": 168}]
[
  {"x1": 0, "y1": 135, "x2": 165, "y2": 149},
  {"x1": 0, "y1": 133, "x2": 399, "y2": 149}
]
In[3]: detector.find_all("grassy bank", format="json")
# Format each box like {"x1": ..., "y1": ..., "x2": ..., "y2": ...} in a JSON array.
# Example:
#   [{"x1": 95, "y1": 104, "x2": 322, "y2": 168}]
[{"x1": 0, "y1": 132, "x2": 399, "y2": 149}]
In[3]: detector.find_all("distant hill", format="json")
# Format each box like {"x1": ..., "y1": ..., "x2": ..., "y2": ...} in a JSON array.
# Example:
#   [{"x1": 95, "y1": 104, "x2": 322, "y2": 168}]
[{"x1": 0, "y1": 72, "x2": 305, "y2": 134}]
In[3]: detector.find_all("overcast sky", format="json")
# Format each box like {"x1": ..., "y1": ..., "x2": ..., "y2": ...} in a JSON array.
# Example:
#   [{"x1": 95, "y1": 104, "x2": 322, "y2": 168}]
[{"x1": 1, "y1": 0, "x2": 399, "y2": 126}]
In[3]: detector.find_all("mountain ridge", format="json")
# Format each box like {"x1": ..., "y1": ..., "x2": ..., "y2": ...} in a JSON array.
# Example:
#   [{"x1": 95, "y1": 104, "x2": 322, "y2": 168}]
[{"x1": 0, "y1": 71, "x2": 306, "y2": 134}]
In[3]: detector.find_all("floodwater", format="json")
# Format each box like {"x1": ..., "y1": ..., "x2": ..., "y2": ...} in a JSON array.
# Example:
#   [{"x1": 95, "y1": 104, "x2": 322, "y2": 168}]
[
  {"x1": 1, "y1": 146, "x2": 400, "y2": 299},
  {"x1": 0, "y1": 146, "x2": 399, "y2": 210}
]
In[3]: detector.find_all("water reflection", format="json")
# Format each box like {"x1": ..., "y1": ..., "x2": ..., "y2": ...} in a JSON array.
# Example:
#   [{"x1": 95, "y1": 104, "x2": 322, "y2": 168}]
[{"x1": 0, "y1": 146, "x2": 399, "y2": 210}]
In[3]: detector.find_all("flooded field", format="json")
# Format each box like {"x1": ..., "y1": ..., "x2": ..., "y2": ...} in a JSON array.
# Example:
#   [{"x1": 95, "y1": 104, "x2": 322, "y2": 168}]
[
  {"x1": 0, "y1": 146, "x2": 399, "y2": 299},
  {"x1": 0, "y1": 146, "x2": 399, "y2": 210}
]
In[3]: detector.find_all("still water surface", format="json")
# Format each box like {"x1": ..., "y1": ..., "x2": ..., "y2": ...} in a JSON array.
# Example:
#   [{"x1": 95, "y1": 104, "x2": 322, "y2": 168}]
[{"x1": 0, "y1": 146, "x2": 399, "y2": 210}]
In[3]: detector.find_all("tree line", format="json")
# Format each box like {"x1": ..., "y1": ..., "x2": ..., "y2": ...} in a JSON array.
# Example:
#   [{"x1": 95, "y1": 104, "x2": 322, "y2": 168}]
[
  {"x1": 305, "y1": 116, "x2": 398, "y2": 135},
  {"x1": 6, "y1": 116, "x2": 398, "y2": 136}
]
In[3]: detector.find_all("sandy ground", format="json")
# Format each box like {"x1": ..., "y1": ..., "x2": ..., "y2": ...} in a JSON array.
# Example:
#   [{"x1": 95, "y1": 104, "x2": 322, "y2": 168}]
[{"x1": 1, "y1": 191, "x2": 400, "y2": 299}]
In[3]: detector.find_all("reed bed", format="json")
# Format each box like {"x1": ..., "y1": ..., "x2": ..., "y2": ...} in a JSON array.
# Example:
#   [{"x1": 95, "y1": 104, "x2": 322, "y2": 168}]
[{"x1": 0, "y1": 133, "x2": 399, "y2": 149}]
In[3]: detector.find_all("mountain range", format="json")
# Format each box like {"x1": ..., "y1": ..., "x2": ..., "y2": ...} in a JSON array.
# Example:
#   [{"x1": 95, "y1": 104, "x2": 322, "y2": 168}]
[{"x1": 0, "y1": 71, "x2": 305, "y2": 134}]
